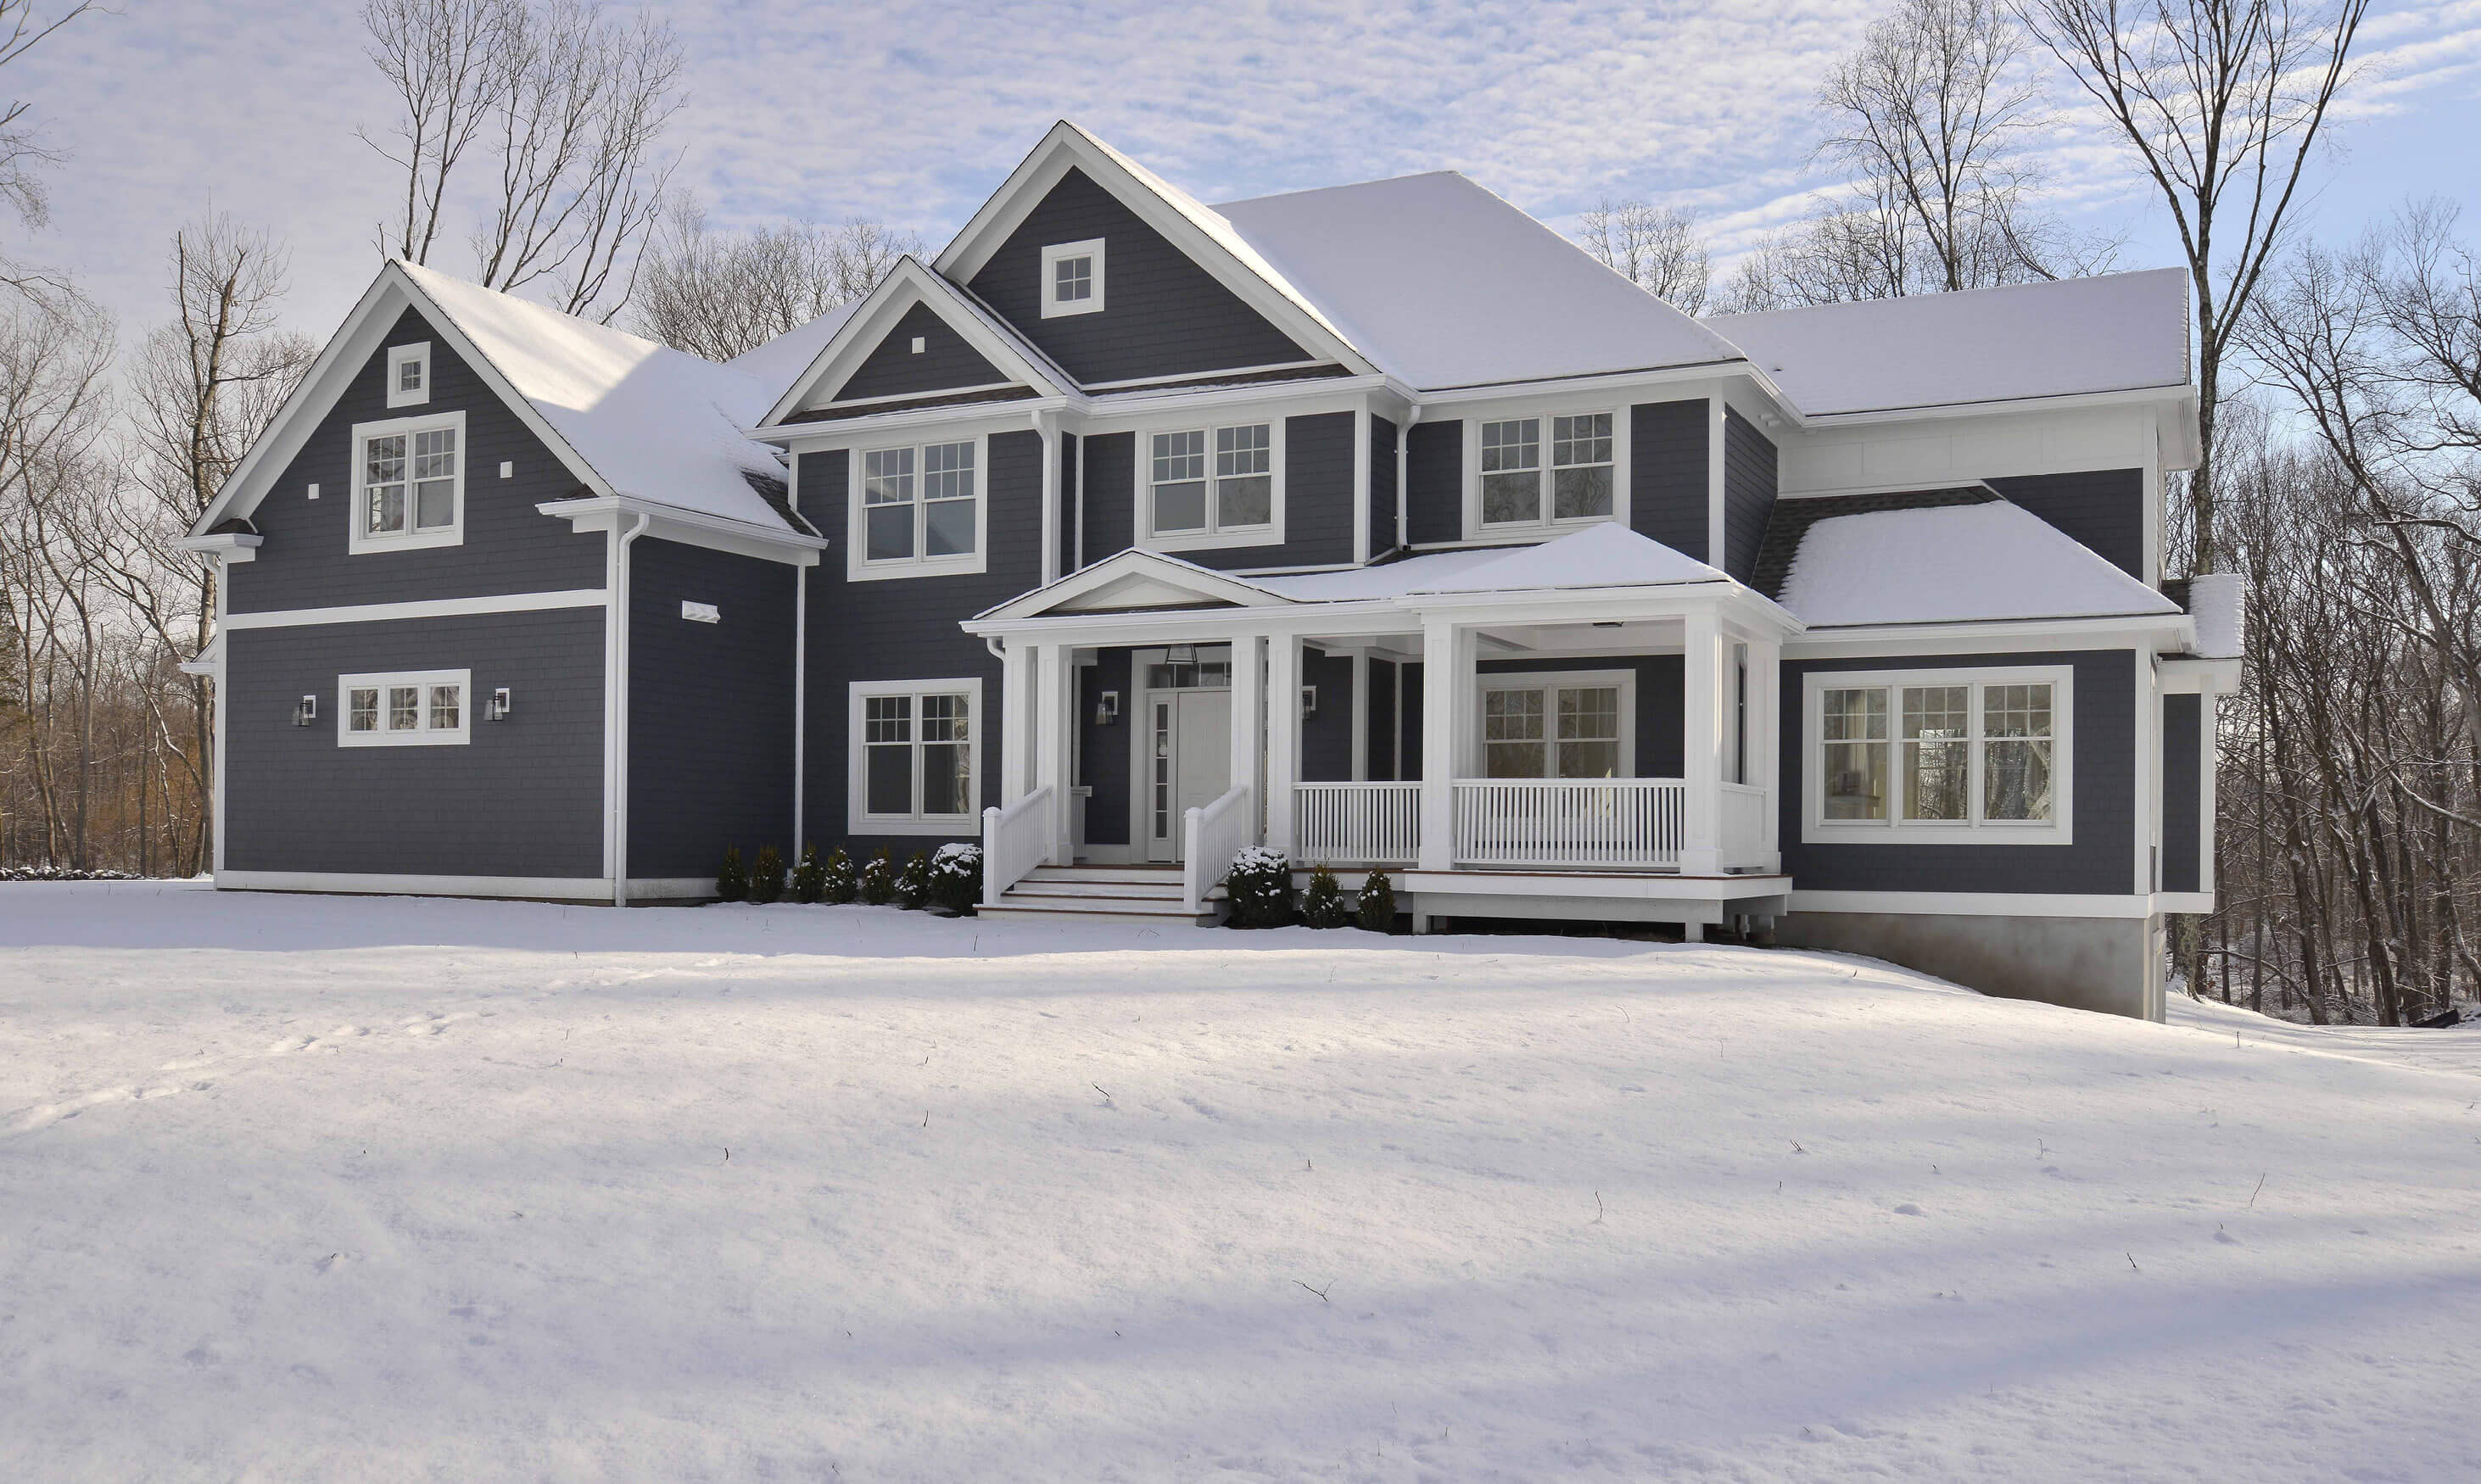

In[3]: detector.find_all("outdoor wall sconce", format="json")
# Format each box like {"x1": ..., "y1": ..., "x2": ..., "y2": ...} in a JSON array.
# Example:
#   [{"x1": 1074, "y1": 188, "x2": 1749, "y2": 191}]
[
  {"x1": 1094, "y1": 689, "x2": 1120, "y2": 727},
  {"x1": 1301, "y1": 684, "x2": 1319, "y2": 717},
  {"x1": 1165, "y1": 643, "x2": 1198, "y2": 665},
  {"x1": 486, "y1": 687, "x2": 512, "y2": 722},
  {"x1": 293, "y1": 695, "x2": 316, "y2": 727}
]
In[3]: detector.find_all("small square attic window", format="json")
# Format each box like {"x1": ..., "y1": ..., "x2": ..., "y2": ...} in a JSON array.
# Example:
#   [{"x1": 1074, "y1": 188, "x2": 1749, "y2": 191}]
[
  {"x1": 1041, "y1": 238, "x2": 1104, "y2": 318},
  {"x1": 387, "y1": 343, "x2": 431, "y2": 408}
]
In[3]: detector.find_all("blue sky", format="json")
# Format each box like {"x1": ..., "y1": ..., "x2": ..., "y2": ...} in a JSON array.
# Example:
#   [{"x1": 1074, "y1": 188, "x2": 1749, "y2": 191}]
[{"x1": 19, "y1": 0, "x2": 2481, "y2": 344}]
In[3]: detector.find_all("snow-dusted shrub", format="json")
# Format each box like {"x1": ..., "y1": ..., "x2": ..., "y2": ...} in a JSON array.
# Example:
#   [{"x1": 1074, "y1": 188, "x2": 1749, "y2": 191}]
[
  {"x1": 1355, "y1": 869, "x2": 1398, "y2": 933},
  {"x1": 858, "y1": 850, "x2": 897, "y2": 906},
  {"x1": 929, "y1": 843, "x2": 982, "y2": 916},
  {"x1": 896, "y1": 851, "x2": 933, "y2": 909},
  {"x1": 750, "y1": 845, "x2": 785, "y2": 904},
  {"x1": 820, "y1": 847, "x2": 858, "y2": 904},
  {"x1": 1224, "y1": 845, "x2": 1294, "y2": 929},
  {"x1": 716, "y1": 846, "x2": 748, "y2": 903},
  {"x1": 1299, "y1": 865, "x2": 1349, "y2": 928},
  {"x1": 0, "y1": 864, "x2": 137, "y2": 882},
  {"x1": 791, "y1": 845, "x2": 825, "y2": 904}
]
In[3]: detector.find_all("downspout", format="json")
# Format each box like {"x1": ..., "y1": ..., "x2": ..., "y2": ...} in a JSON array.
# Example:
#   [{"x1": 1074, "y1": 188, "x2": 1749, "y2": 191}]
[
  {"x1": 1395, "y1": 404, "x2": 1422, "y2": 554},
  {"x1": 791, "y1": 562, "x2": 807, "y2": 852},
  {"x1": 611, "y1": 509, "x2": 651, "y2": 906}
]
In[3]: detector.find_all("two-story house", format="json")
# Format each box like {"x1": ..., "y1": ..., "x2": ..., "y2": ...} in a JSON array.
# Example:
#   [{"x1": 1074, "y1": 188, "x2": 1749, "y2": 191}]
[{"x1": 181, "y1": 121, "x2": 2239, "y2": 1021}]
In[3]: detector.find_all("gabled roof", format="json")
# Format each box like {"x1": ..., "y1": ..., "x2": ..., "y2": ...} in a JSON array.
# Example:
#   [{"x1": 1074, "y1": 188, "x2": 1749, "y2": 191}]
[
  {"x1": 193, "y1": 260, "x2": 797, "y2": 538},
  {"x1": 1215, "y1": 173, "x2": 1746, "y2": 391},
  {"x1": 757, "y1": 256, "x2": 1072, "y2": 426},
  {"x1": 1704, "y1": 268, "x2": 2193, "y2": 418},
  {"x1": 1778, "y1": 499, "x2": 2181, "y2": 628},
  {"x1": 728, "y1": 299, "x2": 866, "y2": 391},
  {"x1": 972, "y1": 546, "x2": 1291, "y2": 622}
]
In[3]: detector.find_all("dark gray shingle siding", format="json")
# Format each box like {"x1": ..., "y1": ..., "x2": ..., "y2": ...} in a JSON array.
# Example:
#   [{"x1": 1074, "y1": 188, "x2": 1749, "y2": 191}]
[
  {"x1": 1300, "y1": 647, "x2": 1357, "y2": 782},
  {"x1": 1081, "y1": 431, "x2": 1136, "y2": 562},
  {"x1": 2162, "y1": 693, "x2": 2201, "y2": 893},
  {"x1": 1721, "y1": 407, "x2": 1777, "y2": 583},
  {"x1": 626, "y1": 538, "x2": 797, "y2": 875},
  {"x1": 1176, "y1": 411, "x2": 1354, "y2": 572},
  {"x1": 1405, "y1": 421, "x2": 1461, "y2": 544},
  {"x1": 222, "y1": 608, "x2": 606, "y2": 878},
  {"x1": 968, "y1": 167, "x2": 1308, "y2": 385},
  {"x1": 1369, "y1": 415, "x2": 1400, "y2": 557},
  {"x1": 1986, "y1": 468, "x2": 2147, "y2": 581},
  {"x1": 1365, "y1": 657, "x2": 1399, "y2": 779},
  {"x1": 834, "y1": 300, "x2": 1009, "y2": 402},
  {"x1": 227, "y1": 307, "x2": 606, "y2": 614},
  {"x1": 1630, "y1": 399, "x2": 1707, "y2": 562},
  {"x1": 1779, "y1": 648, "x2": 2137, "y2": 895},
  {"x1": 1080, "y1": 647, "x2": 1135, "y2": 845}
]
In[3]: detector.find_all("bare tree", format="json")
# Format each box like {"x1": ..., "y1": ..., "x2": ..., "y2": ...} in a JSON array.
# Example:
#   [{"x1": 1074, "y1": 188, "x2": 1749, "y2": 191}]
[
  {"x1": 361, "y1": 0, "x2": 685, "y2": 321},
  {"x1": 2014, "y1": 0, "x2": 2370, "y2": 576},
  {"x1": 1579, "y1": 199, "x2": 1711, "y2": 313},
  {"x1": 0, "y1": 1, "x2": 102, "y2": 304},
  {"x1": 629, "y1": 197, "x2": 922, "y2": 360}
]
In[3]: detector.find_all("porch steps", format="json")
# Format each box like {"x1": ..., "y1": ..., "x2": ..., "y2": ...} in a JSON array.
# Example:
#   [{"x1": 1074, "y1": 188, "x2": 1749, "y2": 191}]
[{"x1": 977, "y1": 864, "x2": 1222, "y2": 928}]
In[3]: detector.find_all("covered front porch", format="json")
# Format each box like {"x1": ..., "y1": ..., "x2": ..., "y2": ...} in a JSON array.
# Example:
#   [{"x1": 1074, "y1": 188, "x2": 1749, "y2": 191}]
[{"x1": 968, "y1": 527, "x2": 1797, "y2": 928}]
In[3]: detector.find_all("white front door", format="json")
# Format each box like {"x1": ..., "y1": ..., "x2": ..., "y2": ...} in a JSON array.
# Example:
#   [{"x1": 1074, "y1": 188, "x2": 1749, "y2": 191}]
[{"x1": 1144, "y1": 689, "x2": 1232, "y2": 862}]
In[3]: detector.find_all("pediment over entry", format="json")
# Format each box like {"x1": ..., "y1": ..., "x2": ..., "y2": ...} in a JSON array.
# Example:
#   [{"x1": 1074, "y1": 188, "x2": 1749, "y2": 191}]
[{"x1": 972, "y1": 547, "x2": 1289, "y2": 622}]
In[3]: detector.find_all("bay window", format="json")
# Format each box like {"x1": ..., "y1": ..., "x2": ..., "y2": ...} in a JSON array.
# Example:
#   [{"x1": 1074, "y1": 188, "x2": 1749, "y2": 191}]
[{"x1": 1807, "y1": 668, "x2": 2070, "y2": 841}]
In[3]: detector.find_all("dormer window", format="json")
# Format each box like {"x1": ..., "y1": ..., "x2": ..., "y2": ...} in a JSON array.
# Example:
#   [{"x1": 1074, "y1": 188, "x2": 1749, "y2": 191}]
[
  {"x1": 1041, "y1": 238, "x2": 1105, "y2": 318},
  {"x1": 387, "y1": 343, "x2": 432, "y2": 408}
]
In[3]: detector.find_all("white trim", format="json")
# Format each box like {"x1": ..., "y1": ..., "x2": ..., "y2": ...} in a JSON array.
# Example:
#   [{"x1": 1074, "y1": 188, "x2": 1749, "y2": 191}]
[
  {"x1": 1787, "y1": 889, "x2": 2161, "y2": 918},
  {"x1": 1040, "y1": 237, "x2": 1106, "y2": 318},
  {"x1": 1706, "y1": 395, "x2": 1727, "y2": 571},
  {"x1": 1351, "y1": 405, "x2": 1372, "y2": 566},
  {"x1": 1458, "y1": 398, "x2": 1629, "y2": 539},
  {"x1": 347, "y1": 409, "x2": 467, "y2": 555},
  {"x1": 386, "y1": 342, "x2": 432, "y2": 408},
  {"x1": 1136, "y1": 416, "x2": 1285, "y2": 554},
  {"x1": 847, "y1": 432, "x2": 991, "y2": 582},
  {"x1": 536, "y1": 494, "x2": 824, "y2": 566},
  {"x1": 1474, "y1": 667, "x2": 1639, "y2": 779},
  {"x1": 1802, "y1": 665, "x2": 2075, "y2": 845},
  {"x1": 759, "y1": 258, "x2": 1070, "y2": 427},
  {"x1": 221, "y1": 588, "x2": 606, "y2": 630},
  {"x1": 847, "y1": 677, "x2": 986, "y2": 835},
  {"x1": 1785, "y1": 616, "x2": 2185, "y2": 655},
  {"x1": 336, "y1": 667, "x2": 472, "y2": 747},
  {"x1": 214, "y1": 869, "x2": 614, "y2": 901},
  {"x1": 172, "y1": 531, "x2": 261, "y2": 564}
]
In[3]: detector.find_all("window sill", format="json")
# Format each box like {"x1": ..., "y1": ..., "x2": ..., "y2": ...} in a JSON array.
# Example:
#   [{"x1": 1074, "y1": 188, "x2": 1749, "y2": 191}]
[
  {"x1": 847, "y1": 552, "x2": 990, "y2": 583},
  {"x1": 349, "y1": 527, "x2": 464, "y2": 556},
  {"x1": 1141, "y1": 527, "x2": 1280, "y2": 555},
  {"x1": 1471, "y1": 515, "x2": 1618, "y2": 540},
  {"x1": 339, "y1": 730, "x2": 471, "y2": 749},
  {"x1": 1802, "y1": 822, "x2": 2073, "y2": 847}
]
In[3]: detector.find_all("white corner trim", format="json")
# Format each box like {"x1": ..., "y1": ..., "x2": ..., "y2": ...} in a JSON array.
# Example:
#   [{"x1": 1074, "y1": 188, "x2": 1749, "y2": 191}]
[
  {"x1": 847, "y1": 676, "x2": 986, "y2": 834},
  {"x1": 346, "y1": 408, "x2": 467, "y2": 555},
  {"x1": 1040, "y1": 237, "x2": 1106, "y2": 318},
  {"x1": 213, "y1": 870, "x2": 615, "y2": 901},
  {"x1": 221, "y1": 589, "x2": 606, "y2": 630},
  {"x1": 1801, "y1": 664, "x2": 2076, "y2": 846}
]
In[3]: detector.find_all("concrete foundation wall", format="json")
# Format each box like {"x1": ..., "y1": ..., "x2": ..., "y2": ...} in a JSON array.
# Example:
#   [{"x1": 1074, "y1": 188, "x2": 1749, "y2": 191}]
[{"x1": 1778, "y1": 910, "x2": 2165, "y2": 1021}]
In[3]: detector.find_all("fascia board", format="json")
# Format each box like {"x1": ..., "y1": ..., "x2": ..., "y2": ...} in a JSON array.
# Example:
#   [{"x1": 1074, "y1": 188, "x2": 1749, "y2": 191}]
[
  {"x1": 1791, "y1": 382, "x2": 2193, "y2": 429},
  {"x1": 1784, "y1": 615, "x2": 2188, "y2": 657},
  {"x1": 752, "y1": 397, "x2": 1076, "y2": 446},
  {"x1": 539, "y1": 494, "x2": 825, "y2": 565},
  {"x1": 759, "y1": 260, "x2": 1069, "y2": 427},
  {"x1": 969, "y1": 547, "x2": 1288, "y2": 622}
]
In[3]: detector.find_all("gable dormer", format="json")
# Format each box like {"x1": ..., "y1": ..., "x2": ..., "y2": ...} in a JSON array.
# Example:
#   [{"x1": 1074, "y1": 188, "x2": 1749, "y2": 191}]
[
  {"x1": 935, "y1": 123, "x2": 1372, "y2": 390},
  {"x1": 761, "y1": 257, "x2": 1070, "y2": 426}
]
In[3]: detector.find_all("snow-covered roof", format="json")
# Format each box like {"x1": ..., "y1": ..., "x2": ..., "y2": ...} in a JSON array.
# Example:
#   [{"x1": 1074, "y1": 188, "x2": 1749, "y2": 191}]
[
  {"x1": 400, "y1": 263, "x2": 791, "y2": 531},
  {"x1": 1778, "y1": 500, "x2": 2181, "y2": 627},
  {"x1": 1256, "y1": 524, "x2": 1728, "y2": 602},
  {"x1": 727, "y1": 300, "x2": 865, "y2": 393},
  {"x1": 1216, "y1": 173, "x2": 1744, "y2": 392},
  {"x1": 1705, "y1": 268, "x2": 2192, "y2": 417}
]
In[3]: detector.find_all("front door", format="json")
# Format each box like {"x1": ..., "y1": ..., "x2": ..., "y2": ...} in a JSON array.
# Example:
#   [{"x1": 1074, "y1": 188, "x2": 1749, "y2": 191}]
[{"x1": 1144, "y1": 689, "x2": 1232, "y2": 862}]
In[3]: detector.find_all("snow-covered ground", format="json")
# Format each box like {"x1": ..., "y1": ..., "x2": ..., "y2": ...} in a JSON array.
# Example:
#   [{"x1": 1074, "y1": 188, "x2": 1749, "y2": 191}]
[{"x1": 5, "y1": 884, "x2": 2477, "y2": 1481}]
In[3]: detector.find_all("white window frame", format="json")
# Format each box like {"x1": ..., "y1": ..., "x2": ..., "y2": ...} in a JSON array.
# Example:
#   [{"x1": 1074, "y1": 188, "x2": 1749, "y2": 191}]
[
  {"x1": 386, "y1": 342, "x2": 432, "y2": 409},
  {"x1": 1802, "y1": 665, "x2": 2074, "y2": 845},
  {"x1": 1134, "y1": 417, "x2": 1287, "y2": 554},
  {"x1": 348, "y1": 409, "x2": 467, "y2": 555},
  {"x1": 337, "y1": 667, "x2": 472, "y2": 748},
  {"x1": 1478, "y1": 668, "x2": 1639, "y2": 779},
  {"x1": 846, "y1": 432, "x2": 990, "y2": 582},
  {"x1": 1040, "y1": 237, "x2": 1106, "y2": 318},
  {"x1": 1461, "y1": 402, "x2": 1630, "y2": 539},
  {"x1": 848, "y1": 678, "x2": 984, "y2": 834}
]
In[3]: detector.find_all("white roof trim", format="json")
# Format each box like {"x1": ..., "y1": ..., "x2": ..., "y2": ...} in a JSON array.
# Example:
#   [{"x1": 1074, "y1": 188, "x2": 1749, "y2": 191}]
[
  {"x1": 933, "y1": 121, "x2": 1374, "y2": 378},
  {"x1": 970, "y1": 545, "x2": 1291, "y2": 622},
  {"x1": 191, "y1": 261, "x2": 612, "y2": 538},
  {"x1": 758, "y1": 257, "x2": 1072, "y2": 427}
]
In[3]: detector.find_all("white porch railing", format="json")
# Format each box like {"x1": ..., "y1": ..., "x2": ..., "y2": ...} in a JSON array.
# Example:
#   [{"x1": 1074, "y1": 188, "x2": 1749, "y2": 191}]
[
  {"x1": 1182, "y1": 783, "x2": 1255, "y2": 913},
  {"x1": 1720, "y1": 782, "x2": 1773, "y2": 869},
  {"x1": 981, "y1": 785, "x2": 1055, "y2": 907},
  {"x1": 1452, "y1": 778, "x2": 1685, "y2": 870},
  {"x1": 1295, "y1": 781, "x2": 1421, "y2": 867}
]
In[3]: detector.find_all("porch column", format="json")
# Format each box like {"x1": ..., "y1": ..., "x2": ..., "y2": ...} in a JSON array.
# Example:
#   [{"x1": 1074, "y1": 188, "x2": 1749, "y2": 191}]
[
  {"x1": 1417, "y1": 615, "x2": 1465, "y2": 872},
  {"x1": 999, "y1": 639, "x2": 1032, "y2": 805},
  {"x1": 1034, "y1": 642, "x2": 1076, "y2": 862},
  {"x1": 1681, "y1": 608, "x2": 1726, "y2": 875},
  {"x1": 1751, "y1": 634, "x2": 1783, "y2": 873},
  {"x1": 1229, "y1": 633, "x2": 1265, "y2": 823},
  {"x1": 1266, "y1": 632, "x2": 1302, "y2": 855}
]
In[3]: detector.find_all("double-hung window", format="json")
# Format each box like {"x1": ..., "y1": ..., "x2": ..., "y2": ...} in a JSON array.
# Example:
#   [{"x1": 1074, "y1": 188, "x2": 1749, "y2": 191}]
[
  {"x1": 1478, "y1": 411, "x2": 1615, "y2": 530},
  {"x1": 337, "y1": 668, "x2": 471, "y2": 747},
  {"x1": 1482, "y1": 674, "x2": 1632, "y2": 778},
  {"x1": 851, "y1": 679, "x2": 982, "y2": 832},
  {"x1": 855, "y1": 437, "x2": 981, "y2": 577},
  {"x1": 1147, "y1": 421, "x2": 1277, "y2": 547},
  {"x1": 349, "y1": 410, "x2": 466, "y2": 553},
  {"x1": 1807, "y1": 668, "x2": 2070, "y2": 842}
]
